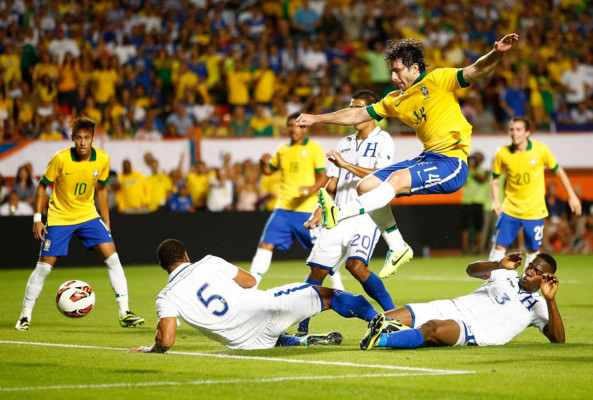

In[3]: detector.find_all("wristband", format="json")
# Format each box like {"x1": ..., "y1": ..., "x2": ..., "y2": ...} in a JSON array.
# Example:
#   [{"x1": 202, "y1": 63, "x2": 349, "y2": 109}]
[{"x1": 33, "y1": 213, "x2": 42, "y2": 223}]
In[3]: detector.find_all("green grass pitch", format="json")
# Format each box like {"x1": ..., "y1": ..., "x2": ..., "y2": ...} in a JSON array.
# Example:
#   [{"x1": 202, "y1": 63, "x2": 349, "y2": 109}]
[{"x1": 1, "y1": 254, "x2": 592, "y2": 399}]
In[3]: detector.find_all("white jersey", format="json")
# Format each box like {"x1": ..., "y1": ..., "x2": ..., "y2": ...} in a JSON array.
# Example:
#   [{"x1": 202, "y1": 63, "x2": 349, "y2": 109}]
[
  {"x1": 156, "y1": 256, "x2": 322, "y2": 350},
  {"x1": 409, "y1": 269, "x2": 549, "y2": 346},
  {"x1": 329, "y1": 126, "x2": 394, "y2": 207}
]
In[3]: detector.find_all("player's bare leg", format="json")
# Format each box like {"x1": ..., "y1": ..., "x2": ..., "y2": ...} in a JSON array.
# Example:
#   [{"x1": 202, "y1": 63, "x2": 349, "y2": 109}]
[
  {"x1": 346, "y1": 259, "x2": 394, "y2": 311},
  {"x1": 16, "y1": 255, "x2": 57, "y2": 330},
  {"x1": 96, "y1": 242, "x2": 143, "y2": 327}
]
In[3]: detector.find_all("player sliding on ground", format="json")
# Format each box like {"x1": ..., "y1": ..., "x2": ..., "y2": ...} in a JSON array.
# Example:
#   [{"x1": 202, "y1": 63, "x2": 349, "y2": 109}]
[
  {"x1": 130, "y1": 239, "x2": 379, "y2": 352},
  {"x1": 359, "y1": 252, "x2": 564, "y2": 350},
  {"x1": 296, "y1": 33, "x2": 520, "y2": 279}
]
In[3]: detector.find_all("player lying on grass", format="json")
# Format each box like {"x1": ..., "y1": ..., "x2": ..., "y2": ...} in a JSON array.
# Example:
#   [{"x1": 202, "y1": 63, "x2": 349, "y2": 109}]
[
  {"x1": 359, "y1": 252, "x2": 564, "y2": 350},
  {"x1": 130, "y1": 239, "x2": 379, "y2": 352}
]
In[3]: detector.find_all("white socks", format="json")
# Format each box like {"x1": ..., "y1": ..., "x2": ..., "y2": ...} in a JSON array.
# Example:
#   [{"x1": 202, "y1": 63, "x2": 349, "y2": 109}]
[
  {"x1": 339, "y1": 182, "x2": 396, "y2": 221},
  {"x1": 21, "y1": 262, "x2": 53, "y2": 319},
  {"x1": 250, "y1": 247, "x2": 273, "y2": 288},
  {"x1": 369, "y1": 204, "x2": 406, "y2": 252},
  {"x1": 525, "y1": 251, "x2": 538, "y2": 266},
  {"x1": 104, "y1": 253, "x2": 129, "y2": 316},
  {"x1": 489, "y1": 248, "x2": 506, "y2": 262},
  {"x1": 330, "y1": 270, "x2": 345, "y2": 291}
]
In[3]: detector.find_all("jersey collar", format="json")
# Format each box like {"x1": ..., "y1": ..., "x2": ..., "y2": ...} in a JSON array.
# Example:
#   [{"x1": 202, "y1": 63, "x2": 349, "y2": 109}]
[
  {"x1": 169, "y1": 262, "x2": 192, "y2": 282},
  {"x1": 290, "y1": 137, "x2": 308, "y2": 146},
  {"x1": 412, "y1": 71, "x2": 427, "y2": 86},
  {"x1": 509, "y1": 140, "x2": 532, "y2": 153},
  {"x1": 70, "y1": 147, "x2": 97, "y2": 161}
]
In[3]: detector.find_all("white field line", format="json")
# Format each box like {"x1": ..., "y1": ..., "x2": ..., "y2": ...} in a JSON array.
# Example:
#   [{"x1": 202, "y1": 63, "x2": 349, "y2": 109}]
[
  {"x1": 0, "y1": 340, "x2": 475, "y2": 377},
  {"x1": 0, "y1": 372, "x2": 466, "y2": 392}
]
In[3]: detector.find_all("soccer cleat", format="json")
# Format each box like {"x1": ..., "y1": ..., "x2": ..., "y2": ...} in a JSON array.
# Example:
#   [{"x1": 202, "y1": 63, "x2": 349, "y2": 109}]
[
  {"x1": 381, "y1": 319, "x2": 411, "y2": 334},
  {"x1": 15, "y1": 317, "x2": 30, "y2": 331},
  {"x1": 379, "y1": 243, "x2": 413, "y2": 279},
  {"x1": 360, "y1": 313, "x2": 385, "y2": 350},
  {"x1": 318, "y1": 188, "x2": 339, "y2": 229},
  {"x1": 119, "y1": 311, "x2": 144, "y2": 328},
  {"x1": 301, "y1": 332, "x2": 343, "y2": 346}
]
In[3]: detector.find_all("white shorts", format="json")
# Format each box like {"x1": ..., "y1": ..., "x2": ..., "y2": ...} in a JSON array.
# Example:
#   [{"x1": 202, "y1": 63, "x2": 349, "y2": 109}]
[
  {"x1": 244, "y1": 283, "x2": 323, "y2": 350},
  {"x1": 306, "y1": 215, "x2": 380, "y2": 274},
  {"x1": 406, "y1": 300, "x2": 477, "y2": 347}
]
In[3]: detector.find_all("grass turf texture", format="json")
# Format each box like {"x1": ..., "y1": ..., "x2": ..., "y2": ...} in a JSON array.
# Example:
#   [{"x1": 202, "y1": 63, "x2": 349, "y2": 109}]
[{"x1": 1, "y1": 254, "x2": 592, "y2": 399}]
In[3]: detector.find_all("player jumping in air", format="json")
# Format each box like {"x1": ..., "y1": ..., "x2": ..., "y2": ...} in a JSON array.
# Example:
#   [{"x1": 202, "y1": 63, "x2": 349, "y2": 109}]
[
  {"x1": 15, "y1": 117, "x2": 143, "y2": 331},
  {"x1": 296, "y1": 33, "x2": 520, "y2": 279}
]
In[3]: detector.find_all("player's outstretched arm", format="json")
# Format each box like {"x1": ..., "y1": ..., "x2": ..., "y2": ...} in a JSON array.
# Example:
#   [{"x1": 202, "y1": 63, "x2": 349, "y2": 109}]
[
  {"x1": 466, "y1": 252, "x2": 522, "y2": 279},
  {"x1": 462, "y1": 33, "x2": 519, "y2": 84},
  {"x1": 541, "y1": 273, "x2": 565, "y2": 343},
  {"x1": 296, "y1": 107, "x2": 373, "y2": 127},
  {"x1": 129, "y1": 317, "x2": 177, "y2": 353},
  {"x1": 555, "y1": 167, "x2": 582, "y2": 216},
  {"x1": 32, "y1": 181, "x2": 48, "y2": 240},
  {"x1": 490, "y1": 176, "x2": 502, "y2": 217},
  {"x1": 234, "y1": 268, "x2": 257, "y2": 288}
]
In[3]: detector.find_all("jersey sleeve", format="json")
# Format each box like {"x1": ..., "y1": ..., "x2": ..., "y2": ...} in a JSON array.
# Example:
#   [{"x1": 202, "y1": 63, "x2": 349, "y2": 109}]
[
  {"x1": 269, "y1": 145, "x2": 282, "y2": 170},
  {"x1": 98, "y1": 152, "x2": 110, "y2": 184},
  {"x1": 367, "y1": 92, "x2": 401, "y2": 120},
  {"x1": 375, "y1": 132, "x2": 395, "y2": 169},
  {"x1": 529, "y1": 298, "x2": 549, "y2": 333},
  {"x1": 41, "y1": 152, "x2": 62, "y2": 184},
  {"x1": 156, "y1": 294, "x2": 179, "y2": 319},
  {"x1": 492, "y1": 148, "x2": 505, "y2": 177},
  {"x1": 430, "y1": 68, "x2": 471, "y2": 91},
  {"x1": 209, "y1": 256, "x2": 240, "y2": 280},
  {"x1": 541, "y1": 144, "x2": 559, "y2": 172}
]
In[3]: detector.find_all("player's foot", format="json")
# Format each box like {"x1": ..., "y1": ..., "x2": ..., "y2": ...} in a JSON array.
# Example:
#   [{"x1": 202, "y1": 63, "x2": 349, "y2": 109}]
[
  {"x1": 360, "y1": 313, "x2": 385, "y2": 350},
  {"x1": 119, "y1": 311, "x2": 144, "y2": 328},
  {"x1": 381, "y1": 319, "x2": 411, "y2": 334},
  {"x1": 379, "y1": 244, "x2": 413, "y2": 279},
  {"x1": 301, "y1": 332, "x2": 343, "y2": 346},
  {"x1": 318, "y1": 188, "x2": 339, "y2": 229},
  {"x1": 15, "y1": 317, "x2": 30, "y2": 331}
]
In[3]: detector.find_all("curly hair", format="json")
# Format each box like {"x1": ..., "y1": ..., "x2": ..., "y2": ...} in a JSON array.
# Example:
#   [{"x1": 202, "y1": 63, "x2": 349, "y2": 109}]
[
  {"x1": 71, "y1": 116, "x2": 96, "y2": 136},
  {"x1": 384, "y1": 38, "x2": 430, "y2": 73},
  {"x1": 157, "y1": 239, "x2": 187, "y2": 268}
]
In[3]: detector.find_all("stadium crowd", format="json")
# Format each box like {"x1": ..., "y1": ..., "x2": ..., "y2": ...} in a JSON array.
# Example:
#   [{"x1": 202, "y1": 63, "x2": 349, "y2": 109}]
[{"x1": 0, "y1": 0, "x2": 592, "y2": 142}]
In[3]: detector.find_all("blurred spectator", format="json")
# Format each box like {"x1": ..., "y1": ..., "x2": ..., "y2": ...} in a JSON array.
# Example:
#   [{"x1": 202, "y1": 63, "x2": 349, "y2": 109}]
[
  {"x1": 292, "y1": 0, "x2": 321, "y2": 38},
  {"x1": 569, "y1": 185, "x2": 593, "y2": 253},
  {"x1": 0, "y1": 191, "x2": 33, "y2": 216},
  {"x1": 362, "y1": 40, "x2": 391, "y2": 98},
  {"x1": 0, "y1": 174, "x2": 9, "y2": 202},
  {"x1": 186, "y1": 161, "x2": 210, "y2": 211},
  {"x1": 167, "y1": 182, "x2": 194, "y2": 212},
  {"x1": 146, "y1": 159, "x2": 172, "y2": 213},
  {"x1": 236, "y1": 167, "x2": 260, "y2": 211},
  {"x1": 569, "y1": 101, "x2": 593, "y2": 125},
  {"x1": 501, "y1": 76, "x2": 528, "y2": 120},
  {"x1": 165, "y1": 103, "x2": 194, "y2": 137},
  {"x1": 226, "y1": 56, "x2": 252, "y2": 107},
  {"x1": 135, "y1": 118, "x2": 163, "y2": 140},
  {"x1": 542, "y1": 181, "x2": 571, "y2": 253},
  {"x1": 207, "y1": 167, "x2": 234, "y2": 212},
  {"x1": 460, "y1": 152, "x2": 488, "y2": 254},
  {"x1": 48, "y1": 28, "x2": 80, "y2": 64},
  {"x1": 470, "y1": 100, "x2": 497, "y2": 133},
  {"x1": 37, "y1": 120, "x2": 64, "y2": 140},
  {"x1": 57, "y1": 52, "x2": 79, "y2": 113},
  {"x1": 561, "y1": 57, "x2": 589, "y2": 110},
  {"x1": 228, "y1": 106, "x2": 251, "y2": 136},
  {"x1": 253, "y1": 58, "x2": 276, "y2": 105},
  {"x1": 258, "y1": 169, "x2": 281, "y2": 211},
  {"x1": 250, "y1": 104, "x2": 274, "y2": 137},
  {"x1": 117, "y1": 159, "x2": 149, "y2": 214},
  {"x1": 11, "y1": 165, "x2": 35, "y2": 206}
]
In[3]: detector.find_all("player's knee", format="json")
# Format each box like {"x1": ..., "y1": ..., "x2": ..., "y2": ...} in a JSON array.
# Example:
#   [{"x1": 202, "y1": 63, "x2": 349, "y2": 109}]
[{"x1": 419, "y1": 320, "x2": 441, "y2": 345}]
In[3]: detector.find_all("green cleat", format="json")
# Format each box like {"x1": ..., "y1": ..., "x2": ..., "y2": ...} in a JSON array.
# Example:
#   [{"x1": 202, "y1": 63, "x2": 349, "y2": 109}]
[
  {"x1": 382, "y1": 319, "x2": 411, "y2": 334},
  {"x1": 318, "y1": 188, "x2": 339, "y2": 229},
  {"x1": 119, "y1": 311, "x2": 144, "y2": 328},
  {"x1": 301, "y1": 332, "x2": 343, "y2": 346},
  {"x1": 360, "y1": 314, "x2": 386, "y2": 350},
  {"x1": 379, "y1": 243, "x2": 413, "y2": 279},
  {"x1": 15, "y1": 317, "x2": 30, "y2": 331}
]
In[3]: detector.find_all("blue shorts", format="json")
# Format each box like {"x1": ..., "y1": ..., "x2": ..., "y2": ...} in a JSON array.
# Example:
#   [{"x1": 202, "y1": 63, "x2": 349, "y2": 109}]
[
  {"x1": 260, "y1": 209, "x2": 317, "y2": 250},
  {"x1": 40, "y1": 218, "x2": 114, "y2": 257},
  {"x1": 492, "y1": 213, "x2": 544, "y2": 251},
  {"x1": 373, "y1": 152, "x2": 468, "y2": 196}
]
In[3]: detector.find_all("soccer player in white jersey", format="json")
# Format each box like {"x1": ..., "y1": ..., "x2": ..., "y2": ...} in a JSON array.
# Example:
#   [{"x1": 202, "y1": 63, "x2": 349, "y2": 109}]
[
  {"x1": 296, "y1": 90, "x2": 395, "y2": 336},
  {"x1": 130, "y1": 239, "x2": 379, "y2": 352},
  {"x1": 360, "y1": 252, "x2": 564, "y2": 350}
]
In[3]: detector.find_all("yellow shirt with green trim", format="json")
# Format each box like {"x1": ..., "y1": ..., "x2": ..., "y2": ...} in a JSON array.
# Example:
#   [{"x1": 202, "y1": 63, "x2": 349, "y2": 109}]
[
  {"x1": 146, "y1": 173, "x2": 173, "y2": 212},
  {"x1": 269, "y1": 138, "x2": 326, "y2": 212},
  {"x1": 492, "y1": 139, "x2": 558, "y2": 219},
  {"x1": 41, "y1": 147, "x2": 110, "y2": 226},
  {"x1": 367, "y1": 68, "x2": 473, "y2": 161}
]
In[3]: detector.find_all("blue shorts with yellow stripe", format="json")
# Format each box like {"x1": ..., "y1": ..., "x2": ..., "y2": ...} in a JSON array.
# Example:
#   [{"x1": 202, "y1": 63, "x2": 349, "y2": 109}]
[{"x1": 40, "y1": 217, "x2": 114, "y2": 257}]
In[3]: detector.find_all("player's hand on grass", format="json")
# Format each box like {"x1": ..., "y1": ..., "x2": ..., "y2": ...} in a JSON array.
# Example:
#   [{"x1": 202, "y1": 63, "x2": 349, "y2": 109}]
[
  {"x1": 304, "y1": 207, "x2": 323, "y2": 229},
  {"x1": 494, "y1": 33, "x2": 519, "y2": 52},
  {"x1": 33, "y1": 221, "x2": 47, "y2": 241},
  {"x1": 499, "y1": 252, "x2": 523, "y2": 270},
  {"x1": 540, "y1": 273, "x2": 559, "y2": 300}
]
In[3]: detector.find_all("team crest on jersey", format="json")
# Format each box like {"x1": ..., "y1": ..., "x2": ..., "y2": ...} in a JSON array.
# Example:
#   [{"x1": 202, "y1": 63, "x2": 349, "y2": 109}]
[
  {"x1": 43, "y1": 239, "x2": 51, "y2": 251},
  {"x1": 531, "y1": 159, "x2": 536, "y2": 166},
  {"x1": 420, "y1": 85, "x2": 430, "y2": 99},
  {"x1": 302, "y1": 151, "x2": 307, "y2": 157},
  {"x1": 93, "y1": 169, "x2": 99, "y2": 177}
]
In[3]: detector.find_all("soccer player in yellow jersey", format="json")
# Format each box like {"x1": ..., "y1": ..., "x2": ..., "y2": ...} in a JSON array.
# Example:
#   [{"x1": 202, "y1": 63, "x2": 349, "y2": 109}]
[
  {"x1": 15, "y1": 117, "x2": 144, "y2": 331},
  {"x1": 297, "y1": 33, "x2": 520, "y2": 279},
  {"x1": 489, "y1": 117, "x2": 581, "y2": 265},
  {"x1": 249, "y1": 113, "x2": 329, "y2": 288}
]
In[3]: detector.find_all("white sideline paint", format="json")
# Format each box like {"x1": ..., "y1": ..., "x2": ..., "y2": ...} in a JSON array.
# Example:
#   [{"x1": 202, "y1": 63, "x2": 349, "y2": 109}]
[{"x1": 0, "y1": 340, "x2": 474, "y2": 392}]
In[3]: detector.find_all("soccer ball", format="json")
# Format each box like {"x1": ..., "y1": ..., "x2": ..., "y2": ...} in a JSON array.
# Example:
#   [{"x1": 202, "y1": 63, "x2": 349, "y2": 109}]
[{"x1": 56, "y1": 280, "x2": 95, "y2": 318}]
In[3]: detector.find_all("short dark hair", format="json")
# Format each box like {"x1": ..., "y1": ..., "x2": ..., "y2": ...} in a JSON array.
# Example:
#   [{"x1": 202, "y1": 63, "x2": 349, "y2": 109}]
[
  {"x1": 157, "y1": 239, "x2": 187, "y2": 268},
  {"x1": 352, "y1": 89, "x2": 380, "y2": 106},
  {"x1": 536, "y1": 253, "x2": 557, "y2": 274},
  {"x1": 509, "y1": 116, "x2": 532, "y2": 132},
  {"x1": 71, "y1": 116, "x2": 96, "y2": 136},
  {"x1": 287, "y1": 112, "x2": 301, "y2": 123},
  {"x1": 384, "y1": 38, "x2": 430, "y2": 73}
]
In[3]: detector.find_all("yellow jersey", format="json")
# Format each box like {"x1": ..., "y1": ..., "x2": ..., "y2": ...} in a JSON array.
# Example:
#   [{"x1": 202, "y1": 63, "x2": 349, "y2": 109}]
[
  {"x1": 118, "y1": 170, "x2": 149, "y2": 211},
  {"x1": 146, "y1": 173, "x2": 172, "y2": 211},
  {"x1": 368, "y1": 68, "x2": 472, "y2": 161},
  {"x1": 186, "y1": 172, "x2": 210, "y2": 208},
  {"x1": 269, "y1": 138, "x2": 326, "y2": 212},
  {"x1": 492, "y1": 140, "x2": 558, "y2": 219},
  {"x1": 260, "y1": 170, "x2": 281, "y2": 211},
  {"x1": 41, "y1": 147, "x2": 110, "y2": 226}
]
